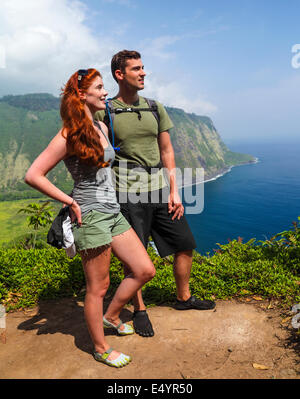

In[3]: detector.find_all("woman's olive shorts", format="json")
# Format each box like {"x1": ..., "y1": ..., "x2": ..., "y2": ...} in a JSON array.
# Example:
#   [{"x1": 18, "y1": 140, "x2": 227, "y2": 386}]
[{"x1": 72, "y1": 210, "x2": 131, "y2": 252}]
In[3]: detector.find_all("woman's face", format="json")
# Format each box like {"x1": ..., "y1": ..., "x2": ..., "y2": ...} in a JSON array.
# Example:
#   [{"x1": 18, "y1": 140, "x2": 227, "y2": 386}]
[{"x1": 84, "y1": 75, "x2": 108, "y2": 112}]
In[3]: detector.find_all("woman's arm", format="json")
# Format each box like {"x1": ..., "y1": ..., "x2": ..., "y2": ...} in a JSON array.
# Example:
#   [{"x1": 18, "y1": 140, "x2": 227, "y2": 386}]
[{"x1": 25, "y1": 129, "x2": 82, "y2": 224}]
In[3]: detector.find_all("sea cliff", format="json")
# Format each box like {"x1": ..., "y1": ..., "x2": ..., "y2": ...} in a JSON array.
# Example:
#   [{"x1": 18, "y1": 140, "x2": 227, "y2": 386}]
[{"x1": 0, "y1": 93, "x2": 255, "y2": 200}]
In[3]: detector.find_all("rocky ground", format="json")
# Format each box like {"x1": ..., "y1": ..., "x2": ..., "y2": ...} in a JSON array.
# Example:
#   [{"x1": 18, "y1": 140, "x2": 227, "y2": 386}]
[{"x1": 0, "y1": 297, "x2": 299, "y2": 381}]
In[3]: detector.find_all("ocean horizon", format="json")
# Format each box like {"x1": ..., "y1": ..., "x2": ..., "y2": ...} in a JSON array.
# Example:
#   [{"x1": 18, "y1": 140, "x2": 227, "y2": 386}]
[{"x1": 184, "y1": 138, "x2": 300, "y2": 255}]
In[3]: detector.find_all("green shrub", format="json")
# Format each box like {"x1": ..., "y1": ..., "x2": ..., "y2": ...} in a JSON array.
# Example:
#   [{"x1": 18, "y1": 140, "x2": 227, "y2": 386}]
[
  {"x1": 0, "y1": 221, "x2": 300, "y2": 311},
  {"x1": 1, "y1": 232, "x2": 49, "y2": 250},
  {"x1": 0, "y1": 248, "x2": 84, "y2": 310}
]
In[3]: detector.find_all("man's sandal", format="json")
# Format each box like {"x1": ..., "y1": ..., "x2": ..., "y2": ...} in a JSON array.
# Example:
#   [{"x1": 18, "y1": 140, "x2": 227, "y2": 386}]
[
  {"x1": 93, "y1": 348, "x2": 131, "y2": 368},
  {"x1": 103, "y1": 316, "x2": 134, "y2": 335},
  {"x1": 175, "y1": 295, "x2": 216, "y2": 310},
  {"x1": 133, "y1": 310, "x2": 154, "y2": 337}
]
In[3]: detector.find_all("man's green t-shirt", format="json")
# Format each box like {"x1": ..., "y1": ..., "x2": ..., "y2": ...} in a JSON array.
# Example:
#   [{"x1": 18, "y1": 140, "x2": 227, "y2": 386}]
[{"x1": 94, "y1": 96, "x2": 174, "y2": 193}]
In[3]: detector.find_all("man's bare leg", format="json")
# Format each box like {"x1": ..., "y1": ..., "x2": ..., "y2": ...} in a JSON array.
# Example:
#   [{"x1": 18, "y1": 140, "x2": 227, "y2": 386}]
[
  {"x1": 173, "y1": 250, "x2": 216, "y2": 310},
  {"x1": 173, "y1": 250, "x2": 193, "y2": 301}
]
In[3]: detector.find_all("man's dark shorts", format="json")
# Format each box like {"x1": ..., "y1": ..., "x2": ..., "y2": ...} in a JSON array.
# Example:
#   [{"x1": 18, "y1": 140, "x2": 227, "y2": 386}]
[{"x1": 117, "y1": 188, "x2": 197, "y2": 258}]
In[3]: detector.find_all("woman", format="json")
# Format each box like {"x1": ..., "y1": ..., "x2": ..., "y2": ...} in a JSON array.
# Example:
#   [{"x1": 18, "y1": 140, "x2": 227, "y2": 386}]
[{"x1": 25, "y1": 68, "x2": 156, "y2": 368}]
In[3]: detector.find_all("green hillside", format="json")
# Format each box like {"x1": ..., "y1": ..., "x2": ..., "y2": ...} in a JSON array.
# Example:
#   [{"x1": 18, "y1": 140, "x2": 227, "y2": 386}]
[
  {"x1": 0, "y1": 198, "x2": 61, "y2": 245},
  {"x1": 0, "y1": 93, "x2": 255, "y2": 200},
  {"x1": 0, "y1": 94, "x2": 72, "y2": 200}
]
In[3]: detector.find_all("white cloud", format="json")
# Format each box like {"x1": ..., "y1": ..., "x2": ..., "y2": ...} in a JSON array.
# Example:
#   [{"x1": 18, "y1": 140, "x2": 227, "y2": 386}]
[
  {"x1": 142, "y1": 35, "x2": 181, "y2": 60},
  {"x1": 101, "y1": 0, "x2": 135, "y2": 7},
  {"x1": 0, "y1": 0, "x2": 118, "y2": 96},
  {"x1": 0, "y1": 0, "x2": 218, "y2": 116},
  {"x1": 143, "y1": 74, "x2": 217, "y2": 116},
  {"x1": 141, "y1": 26, "x2": 229, "y2": 61}
]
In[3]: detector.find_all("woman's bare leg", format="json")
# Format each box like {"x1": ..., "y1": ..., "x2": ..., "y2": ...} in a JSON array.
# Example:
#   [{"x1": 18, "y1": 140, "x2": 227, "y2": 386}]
[
  {"x1": 123, "y1": 265, "x2": 146, "y2": 311},
  {"x1": 81, "y1": 246, "x2": 123, "y2": 360},
  {"x1": 103, "y1": 228, "x2": 155, "y2": 325}
]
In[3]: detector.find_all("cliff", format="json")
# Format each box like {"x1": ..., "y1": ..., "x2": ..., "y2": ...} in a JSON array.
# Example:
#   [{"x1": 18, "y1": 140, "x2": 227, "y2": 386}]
[{"x1": 0, "y1": 93, "x2": 254, "y2": 200}]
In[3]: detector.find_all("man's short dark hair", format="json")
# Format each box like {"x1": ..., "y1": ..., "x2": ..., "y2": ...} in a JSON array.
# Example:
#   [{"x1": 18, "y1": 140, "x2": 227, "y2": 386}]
[{"x1": 111, "y1": 50, "x2": 141, "y2": 82}]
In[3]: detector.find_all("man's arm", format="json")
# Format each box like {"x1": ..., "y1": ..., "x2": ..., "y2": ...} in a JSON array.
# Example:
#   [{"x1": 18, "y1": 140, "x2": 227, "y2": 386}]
[{"x1": 158, "y1": 131, "x2": 184, "y2": 220}]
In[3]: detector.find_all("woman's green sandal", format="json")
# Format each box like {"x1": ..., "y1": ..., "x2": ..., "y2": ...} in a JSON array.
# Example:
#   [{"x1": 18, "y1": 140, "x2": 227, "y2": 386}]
[
  {"x1": 93, "y1": 348, "x2": 132, "y2": 368},
  {"x1": 103, "y1": 316, "x2": 134, "y2": 335}
]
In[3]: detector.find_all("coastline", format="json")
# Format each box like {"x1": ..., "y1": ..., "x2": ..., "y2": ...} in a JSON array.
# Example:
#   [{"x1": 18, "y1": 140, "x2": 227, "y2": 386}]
[{"x1": 178, "y1": 157, "x2": 259, "y2": 189}]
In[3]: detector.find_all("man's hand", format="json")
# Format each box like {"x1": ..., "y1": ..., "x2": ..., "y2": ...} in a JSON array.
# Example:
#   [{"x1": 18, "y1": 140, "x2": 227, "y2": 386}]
[
  {"x1": 168, "y1": 191, "x2": 184, "y2": 220},
  {"x1": 158, "y1": 131, "x2": 184, "y2": 220}
]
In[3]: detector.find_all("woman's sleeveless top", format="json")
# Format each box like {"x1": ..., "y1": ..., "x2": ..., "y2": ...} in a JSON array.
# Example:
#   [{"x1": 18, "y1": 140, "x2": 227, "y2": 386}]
[{"x1": 63, "y1": 121, "x2": 120, "y2": 216}]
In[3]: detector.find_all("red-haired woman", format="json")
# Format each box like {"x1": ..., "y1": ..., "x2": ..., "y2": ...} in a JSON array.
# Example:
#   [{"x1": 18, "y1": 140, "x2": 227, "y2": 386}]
[{"x1": 25, "y1": 69, "x2": 156, "y2": 368}]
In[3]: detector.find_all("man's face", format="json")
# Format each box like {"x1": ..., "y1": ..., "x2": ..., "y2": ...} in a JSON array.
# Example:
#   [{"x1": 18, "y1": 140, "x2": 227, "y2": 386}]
[{"x1": 121, "y1": 58, "x2": 146, "y2": 91}]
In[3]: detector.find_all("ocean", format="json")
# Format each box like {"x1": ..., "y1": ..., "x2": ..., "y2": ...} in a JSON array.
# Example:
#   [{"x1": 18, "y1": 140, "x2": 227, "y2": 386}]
[{"x1": 184, "y1": 139, "x2": 300, "y2": 255}]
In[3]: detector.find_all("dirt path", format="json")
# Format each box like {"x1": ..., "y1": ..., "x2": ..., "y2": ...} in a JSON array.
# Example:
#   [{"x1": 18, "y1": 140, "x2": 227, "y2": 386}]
[{"x1": 0, "y1": 298, "x2": 299, "y2": 379}]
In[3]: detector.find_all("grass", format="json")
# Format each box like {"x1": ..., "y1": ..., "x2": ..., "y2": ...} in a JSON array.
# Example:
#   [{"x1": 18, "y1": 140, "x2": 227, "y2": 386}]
[{"x1": 0, "y1": 198, "x2": 61, "y2": 245}]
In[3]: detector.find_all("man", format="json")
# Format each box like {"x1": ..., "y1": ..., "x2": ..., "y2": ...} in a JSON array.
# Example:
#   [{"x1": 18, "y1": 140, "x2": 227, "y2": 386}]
[{"x1": 95, "y1": 50, "x2": 216, "y2": 337}]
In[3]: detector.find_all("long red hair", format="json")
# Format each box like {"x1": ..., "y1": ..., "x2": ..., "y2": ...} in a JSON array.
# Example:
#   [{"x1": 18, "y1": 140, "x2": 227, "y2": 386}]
[{"x1": 60, "y1": 68, "x2": 108, "y2": 168}]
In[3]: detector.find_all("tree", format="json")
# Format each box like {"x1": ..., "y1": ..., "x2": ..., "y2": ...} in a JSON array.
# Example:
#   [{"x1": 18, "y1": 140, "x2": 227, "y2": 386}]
[{"x1": 17, "y1": 202, "x2": 54, "y2": 248}]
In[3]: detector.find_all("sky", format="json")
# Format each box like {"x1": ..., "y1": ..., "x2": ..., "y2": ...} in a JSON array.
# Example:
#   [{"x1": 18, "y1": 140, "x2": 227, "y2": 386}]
[{"x1": 0, "y1": 0, "x2": 299, "y2": 142}]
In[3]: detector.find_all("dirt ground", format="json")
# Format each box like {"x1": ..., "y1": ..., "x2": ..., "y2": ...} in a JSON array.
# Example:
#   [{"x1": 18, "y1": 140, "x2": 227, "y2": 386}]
[{"x1": 0, "y1": 297, "x2": 299, "y2": 380}]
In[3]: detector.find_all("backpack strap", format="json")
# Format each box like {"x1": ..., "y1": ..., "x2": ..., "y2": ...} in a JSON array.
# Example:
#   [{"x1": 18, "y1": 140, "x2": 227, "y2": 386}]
[
  {"x1": 104, "y1": 99, "x2": 120, "y2": 152},
  {"x1": 104, "y1": 99, "x2": 115, "y2": 132},
  {"x1": 105, "y1": 98, "x2": 160, "y2": 122},
  {"x1": 104, "y1": 97, "x2": 161, "y2": 144},
  {"x1": 144, "y1": 97, "x2": 160, "y2": 125}
]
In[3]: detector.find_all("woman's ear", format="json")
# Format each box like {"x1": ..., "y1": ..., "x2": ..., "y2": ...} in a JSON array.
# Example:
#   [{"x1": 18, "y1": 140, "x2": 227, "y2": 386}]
[{"x1": 78, "y1": 89, "x2": 86, "y2": 101}]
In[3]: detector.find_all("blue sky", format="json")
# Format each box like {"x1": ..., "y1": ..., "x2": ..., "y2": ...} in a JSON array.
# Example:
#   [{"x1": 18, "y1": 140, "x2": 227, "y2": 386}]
[{"x1": 0, "y1": 0, "x2": 299, "y2": 142}]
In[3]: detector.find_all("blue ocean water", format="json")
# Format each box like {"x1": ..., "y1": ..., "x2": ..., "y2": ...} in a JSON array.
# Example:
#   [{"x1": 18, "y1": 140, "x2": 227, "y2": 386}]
[{"x1": 184, "y1": 139, "x2": 300, "y2": 255}]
